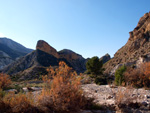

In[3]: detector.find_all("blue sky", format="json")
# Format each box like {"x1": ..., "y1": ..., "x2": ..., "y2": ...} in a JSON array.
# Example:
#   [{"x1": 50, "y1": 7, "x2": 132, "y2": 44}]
[{"x1": 0, "y1": 0, "x2": 150, "y2": 58}]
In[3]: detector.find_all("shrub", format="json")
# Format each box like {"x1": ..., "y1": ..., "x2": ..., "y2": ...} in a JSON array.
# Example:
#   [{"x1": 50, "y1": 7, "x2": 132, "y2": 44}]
[
  {"x1": 115, "y1": 65, "x2": 126, "y2": 86},
  {"x1": 38, "y1": 61, "x2": 87, "y2": 112},
  {"x1": 86, "y1": 56, "x2": 106, "y2": 85},
  {"x1": 0, "y1": 73, "x2": 11, "y2": 89},
  {"x1": 86, "y1": 56, "x2": 103, "y2": 76},
  {"x1": 0, "y1": 97, "x2": 12, "y2": 113},
  {"x1": 3, "y1": 93, "x2": 39, "y2": 113},
  {"x1": 124, "y1": 62, "x2": 150, "y2": 88},
  {"x1": 124, "y1": 67, "x2": 142, "y2": 87}
]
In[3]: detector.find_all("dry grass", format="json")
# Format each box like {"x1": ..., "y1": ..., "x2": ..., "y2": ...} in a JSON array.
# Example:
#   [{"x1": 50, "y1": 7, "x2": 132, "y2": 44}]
[{"x1": 3, "y1": 93, "x2": 39, "y2": 113}]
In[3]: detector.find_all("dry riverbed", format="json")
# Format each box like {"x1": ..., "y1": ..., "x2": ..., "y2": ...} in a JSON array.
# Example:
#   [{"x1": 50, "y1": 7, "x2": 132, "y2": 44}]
[
  {"x1": 81, "y1": 84, "x2": 150, "y2": 113},
  {"x1": 6, "y1": 84, "x2": 150, "y2": 113}
]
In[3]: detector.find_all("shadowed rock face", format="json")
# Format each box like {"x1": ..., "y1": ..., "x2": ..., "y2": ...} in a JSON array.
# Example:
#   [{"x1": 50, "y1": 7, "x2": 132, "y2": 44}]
[
  {"x1": 104, "y1": 12, "x2": 150, "y2": 75},
  {"x1": 0, "y1": 38, "x2": 33, "y2": 70},
  {"x1": 0, "y1": 37, "x2": 33, "y2": 54},
  {"x1": 99, "y1": 53, "x2": 111, "y2": 64},
  {"x1": 59, "y1": 49, "x2": 87, "y2": 73},
  {"x1": 36, "y1": 40, "x2": 87, "y2": 73}
]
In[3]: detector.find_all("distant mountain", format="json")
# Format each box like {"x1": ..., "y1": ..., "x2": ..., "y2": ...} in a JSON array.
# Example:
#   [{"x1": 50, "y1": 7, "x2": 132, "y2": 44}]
[
  {"x1": 104, "y1": 12, "x2": 150, "y2": 75},
  {"x1": 0, "y1": 37, "x2": 33, "y2": 69},
  {"x1": 99, "y1": 53, "x2": 111, "y2": 64},
  {"x1": 2, "y1": 40, "x2": 87, "y2": 80},
  {"x1": 0, "y1": 38, "x2": 33, "y2": 54},
  {"x1": 58, "y1": 49, "x2": 86, "y2": 73}
]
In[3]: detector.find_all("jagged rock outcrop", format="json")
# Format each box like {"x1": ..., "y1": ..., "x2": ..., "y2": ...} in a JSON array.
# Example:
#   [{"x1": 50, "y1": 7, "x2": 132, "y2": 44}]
[
  {"x1": 104, "y1": 12, "x2": 150, "y2": 75},
  {"x1": 36, "y1": 40, "x2": 59, "y2": 58},
  {"x1": 99, "y1": 53, "x2": 111, "y2": 64},
  {"x1": 3, "y1": 40, "x2": 86, "y2": 80}
]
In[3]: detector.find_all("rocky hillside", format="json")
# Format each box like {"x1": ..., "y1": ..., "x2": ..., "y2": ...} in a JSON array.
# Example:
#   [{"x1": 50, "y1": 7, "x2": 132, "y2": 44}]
[
  {"x1": 2, "y1": 40, "x2": 87, "y2": 80},
  {"x1": 0, "y1": 37, "x2": 33, "y2": 69},
  {"x1": 0, "y1": 38, "x2": 33, "y2": 54},
  {"x1": 104, "y1": 12, "x2": 150, "y2": 75}
]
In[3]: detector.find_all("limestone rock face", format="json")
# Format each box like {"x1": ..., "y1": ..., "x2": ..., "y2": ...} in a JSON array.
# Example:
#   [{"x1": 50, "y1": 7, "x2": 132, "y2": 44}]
[
  {"x1": 36, "y1": 40, "x2": 59, "y2": 58},
  {"x1": 104, "y1": 12, "x2": 150, "y2": 75}
]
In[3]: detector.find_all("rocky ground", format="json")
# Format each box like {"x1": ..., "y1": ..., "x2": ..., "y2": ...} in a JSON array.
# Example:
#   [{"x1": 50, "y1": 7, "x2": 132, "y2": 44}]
[
  {"x1": 6, "y1": 83, "x2": 150, "y2": 113},
  {"x1": 82, "y1": 84, "x2": 150, "y2": 113}
]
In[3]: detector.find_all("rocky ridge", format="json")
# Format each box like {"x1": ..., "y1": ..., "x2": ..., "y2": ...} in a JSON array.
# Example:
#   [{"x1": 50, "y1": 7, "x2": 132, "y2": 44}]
[
  {"x1": 104, "y1": 12, "x2": 150, "y2": 75},
  {"x1": 0, "y1": 37, "x2": 33, "y2": 70},
  {"x1": 2, "y1": 40, "x2": 87, "y2": 80}
]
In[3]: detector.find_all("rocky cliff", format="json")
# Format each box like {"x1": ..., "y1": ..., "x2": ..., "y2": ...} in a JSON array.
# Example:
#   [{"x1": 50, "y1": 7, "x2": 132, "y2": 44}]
[{"x1": 104, "y1": 12, "x2": 150, "y2": 75}]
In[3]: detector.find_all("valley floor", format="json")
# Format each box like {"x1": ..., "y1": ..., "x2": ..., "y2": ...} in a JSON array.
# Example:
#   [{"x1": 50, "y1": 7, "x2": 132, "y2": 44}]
[{"x1": 5, "y1": 83, "x2": 150, "y2": 113}]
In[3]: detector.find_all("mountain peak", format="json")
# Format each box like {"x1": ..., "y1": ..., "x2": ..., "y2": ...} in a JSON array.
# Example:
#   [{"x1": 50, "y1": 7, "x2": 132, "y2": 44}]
[
  {"x1": 128, "y1": 12, "x2": 150, "y2": 42},
  {"x1": 36, "y1": 40, "x2": 59, "y2": 58}
]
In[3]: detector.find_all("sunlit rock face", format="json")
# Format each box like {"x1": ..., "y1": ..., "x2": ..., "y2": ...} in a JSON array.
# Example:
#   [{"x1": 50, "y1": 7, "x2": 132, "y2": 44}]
[
  {"x1": 104, "y1": 12, "x2": 150, "y2": 75},
  {"x1": 36, "y1": 40, "x2": 59, "y2": 58}
]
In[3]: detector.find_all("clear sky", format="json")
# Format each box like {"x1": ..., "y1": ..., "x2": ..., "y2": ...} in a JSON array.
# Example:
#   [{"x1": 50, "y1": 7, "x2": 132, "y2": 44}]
[{"x1": 0, "y1": 0, "x2": 150, "y2": 58}]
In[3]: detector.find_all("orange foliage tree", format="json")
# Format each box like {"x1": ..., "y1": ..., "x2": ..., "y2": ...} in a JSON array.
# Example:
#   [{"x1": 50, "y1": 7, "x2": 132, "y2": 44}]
[
  {"x1": 38, "y1": 61, "x2": 87, "y2": 112},
  {"x1": 0, "y1": 73, "x2": 11, "y2": 89}
]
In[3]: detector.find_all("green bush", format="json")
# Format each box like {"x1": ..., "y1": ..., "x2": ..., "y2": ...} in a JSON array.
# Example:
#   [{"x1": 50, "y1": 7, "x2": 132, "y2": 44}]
[
  {"x1": 86, "y1": 56, "x2": 103, "y2": 76},
  {"x1": 115, "y1": 65, "x2": 126, "y2": 86},
  {"x1": 86, "y1": 56, "x2": 107, "y2": 85}
]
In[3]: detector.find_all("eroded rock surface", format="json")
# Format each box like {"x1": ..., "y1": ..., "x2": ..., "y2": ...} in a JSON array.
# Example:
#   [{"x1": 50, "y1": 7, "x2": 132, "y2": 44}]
[{"x1": 104, "y1": 12, "x2": 150, "y2": 75}]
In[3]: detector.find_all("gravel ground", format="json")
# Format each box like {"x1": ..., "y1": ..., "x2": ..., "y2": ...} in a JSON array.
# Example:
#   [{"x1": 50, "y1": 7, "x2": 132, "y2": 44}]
[{"x1": 81, "y1": 84, "x2": 150, "y2": 112}]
